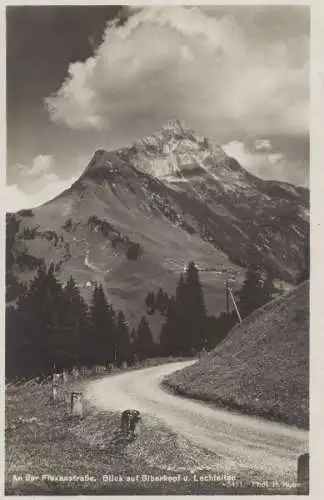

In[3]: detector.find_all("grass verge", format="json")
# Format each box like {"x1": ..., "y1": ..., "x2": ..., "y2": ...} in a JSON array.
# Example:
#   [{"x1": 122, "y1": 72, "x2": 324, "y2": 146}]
[{"x1": 6, "y1": 361, "x2": 299, "y2": 495}]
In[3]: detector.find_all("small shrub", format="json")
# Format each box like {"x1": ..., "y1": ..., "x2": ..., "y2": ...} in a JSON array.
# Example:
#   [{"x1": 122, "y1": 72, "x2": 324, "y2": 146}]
[
  {"x1": 126, "y1": 242, "x2": 142, "y2": 260},
  {"x1": 18, "y1": 209, "x2": 34, "y2": 218}
]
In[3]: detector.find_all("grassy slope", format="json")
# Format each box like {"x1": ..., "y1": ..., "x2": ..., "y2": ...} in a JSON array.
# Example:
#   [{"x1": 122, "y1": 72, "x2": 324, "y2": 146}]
[
  {"x1": 164, "y1": 282, "x2": 309, "y2": 429},
  {"x1": 5, "y1": 362, "x2": 296, "y2": 495},
  {"x1": 13, "y1": 183, "x2": 242, "y2": 338}
]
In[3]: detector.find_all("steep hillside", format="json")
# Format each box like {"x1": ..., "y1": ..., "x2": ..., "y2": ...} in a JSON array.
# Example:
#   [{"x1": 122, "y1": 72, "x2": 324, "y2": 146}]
[
  {"x1": 164, "y1": 281, "x2": 309, "y2": 429},
  {"x1": 6, "y1": 120, "x2": 308, "y2": 330}
]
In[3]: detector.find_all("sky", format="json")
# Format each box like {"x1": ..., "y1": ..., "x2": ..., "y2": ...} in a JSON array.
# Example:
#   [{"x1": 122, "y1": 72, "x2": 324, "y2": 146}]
[{"x1": 6, "y1": 5, "x2": 310, "y2": 211}]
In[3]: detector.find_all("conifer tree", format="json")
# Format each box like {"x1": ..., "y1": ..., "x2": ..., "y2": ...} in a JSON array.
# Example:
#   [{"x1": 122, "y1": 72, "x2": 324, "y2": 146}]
[
  {"x1": 89, "y1": 283, "x2": 115, "y2": 366},
  {"x1": 129, "y1": 328, "x2": 137, "y2": 364},
  {"x1": 59, "y1": 276, "x2": 89, "y2": 368},
  {"x1": 299, "y1": 229, "x2": 310, "y2": 283},
  {"x1": 5, "y1": 304, "x2": 22, "y2": 379},
  {"x1": 8, "y1": 262, "x2": 64, "y2": 377},
  {"x1": 183, "y1": 261, "x2": 207, "y2": 353},
  {"x1": 162, "y1": 291, "x2": 169, "y2": 314},
  {"x1": 6, "y1": 214, "x2": 21, "y2": 302},
  {"x1": 155, "y1": 287, "x2": 169, "y2": 314},
  {"x1": 260, "y1": 270, "x2": 277, "y2": 303},
  {"x1": 115, "y1": 310, "x2": 131, "y2": 365},
  {"x1": 236, "y1": 266, "x2": 275, "y2": 319},
  {"x1": 136, "y1": 316, "x2": 155, "y2": 360},
  {"x1": 28, "y1": 262, "x2": 64, "y2": 373},
  {"x1": 159, "y1": 264, "x2": 208, "y2": 357},
  {"x1": 204, "y1": 311, "x2": 237, "y2": 351},
  {"x1": 145, "y1": 291, "x2": 156, "y2": 314},
  {"x1": 159, "y1": 295, "x2": 178, "y2": 356},
  {"x1": 174, "y1": 273, "x2": 188, "y2": 355},
  {"x1": 6, "y1": 271, "x2": 39, "y2": 378}
]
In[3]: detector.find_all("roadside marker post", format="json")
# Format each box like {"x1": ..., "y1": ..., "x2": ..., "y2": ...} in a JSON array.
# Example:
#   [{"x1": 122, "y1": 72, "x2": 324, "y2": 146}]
[
  {"x1": 51, "y1": 386, "x2": 58, "y2": 404},
  {"x1": 297, "y1": 453, "x2": 309, "y2": 494},
  {"x1": 71, "y1": 392, "x2": 83, "y2": 419},
  {"x1": 51, "y1": 372, "x2": 60, "y2": 403}
]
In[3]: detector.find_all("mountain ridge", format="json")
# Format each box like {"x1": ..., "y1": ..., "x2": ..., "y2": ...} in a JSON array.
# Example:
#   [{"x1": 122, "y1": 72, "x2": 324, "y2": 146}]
[{"x1": 7, "y1": 121, "x2": 309, "y2": 330}]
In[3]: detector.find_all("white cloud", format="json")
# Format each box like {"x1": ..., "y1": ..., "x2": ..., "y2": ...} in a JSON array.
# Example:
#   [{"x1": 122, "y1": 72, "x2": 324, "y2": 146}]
[
  {"x1": 223, "y1": 141, "x2": 255, "y2": 169},
  {"x1": 6, "y1": 155, "x2": 87, "y2": 212},
  {"x1": 254, "y1": 139, "x2": 272, "y2": 151},
  {"x1": 25, "y1": 154, "x2": 54, "y2": 177},
  {"x1": 45, "y1": 6, "x2": 309, "y2": 144},
  {"x1": 222, "y1": 140, "x2": 307, "y2": 186},
  {"x1": 6, "y1": 177, "x2": 71, "y2": 212},
  {"x1": 6, "y1": 185, "x2": 31, "y2": 213}
]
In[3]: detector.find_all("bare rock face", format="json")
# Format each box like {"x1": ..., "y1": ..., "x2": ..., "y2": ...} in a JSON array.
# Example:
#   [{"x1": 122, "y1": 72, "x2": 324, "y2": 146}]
[{"x1": 6, "y1": 120, "x2": 309, "y2": 328}]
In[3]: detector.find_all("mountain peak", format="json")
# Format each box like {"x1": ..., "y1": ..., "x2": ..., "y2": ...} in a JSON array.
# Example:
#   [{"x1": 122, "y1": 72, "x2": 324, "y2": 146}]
[
  {"x1": 161, "y1": 118, "x2": 187, "y2": 134},
  {"x1": 136, "y1": 118, "x2": 205, "y2": 152},
  {"x1": 81, "y1": 118, "x2": 227, "y2": 182}
]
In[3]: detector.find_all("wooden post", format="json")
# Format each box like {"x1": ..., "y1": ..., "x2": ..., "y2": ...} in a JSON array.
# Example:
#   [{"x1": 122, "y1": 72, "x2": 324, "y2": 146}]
[
  {"x1": 133, "y1": 354, "x2": 139, "y2": 368},
  {"x1": 71, "y1": 392, "x2": 83, "y2": 419},
  {"x1": 62, "y1": 370, "x2": 68, "y2": 384},
  {"x1": 297, "y1": 452, "x2": 309, "y2": 494},
  {"x1": 121, "y1": 410, "x2": 129, "y2": 435},
  {"x1": 201, "y1": 347, "x2": 207, "y2": 358},
  {"x1": 52, "y1": 373, "x2": 59, "y2": 403},
  {"x1": 228, "y1": 285, "x2": 243, "y2": 323},
  {"x1": 225, "y1": 279, "x2": 229, "y2": 314},
  {"x1": 52, "y1": 386, "x2": 58, "y2": 403}
]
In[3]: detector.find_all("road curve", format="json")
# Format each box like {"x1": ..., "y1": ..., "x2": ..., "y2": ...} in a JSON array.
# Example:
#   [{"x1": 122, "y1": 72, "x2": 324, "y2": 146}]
[{"x1": 84, "y1": 361, "x2": 308, "y2": 485}]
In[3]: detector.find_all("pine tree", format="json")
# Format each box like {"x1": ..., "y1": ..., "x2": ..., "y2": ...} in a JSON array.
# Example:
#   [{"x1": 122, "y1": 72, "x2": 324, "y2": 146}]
[
  {"x1": 159, "y1": 295, "x2": 178, "y2": 356},
  {"x1": 260, "y1": 270, "x2": 276, "y2": 303},
  {"x1": 236, "y1": 266, "x2": 274, "y2": 319},
  {"x1": 136, "y1": 316, "x2": 154, "y2": 360},
  {"x1": 162, "y1": 291, "x2": 169, "y2": 314},
  {"x1": 129, "y1": 328, "x2": 137, "y2": 364},
  {"x1": 115, "y1": 311, "x2": 131, "y2": 365},
  {"x1": 155, "y1": 287, "x2": 169, "y2": 314},
  {"x1": 89, "y1": 283, "x2": 116, "y2": 366},
  {"x1": 204, "y1": 314, "x2": 218, "y2": 351},
  {"x1": 6, "y1": 214, "x2": 21, "y2": 302},
  {"x1": 7, "y1": 262, "x2": 64, "y2": 378},
  {"x1": 6, "y1": 281, "x2": 33, "y2": 379},
  {"x1": 155, "y1": 288, "x2": 163, "y2": 313},
  {"x1": 299, "y1": 229, "x2": 310, "y2": 283},
  {"x1": 6, "y1": 304, "x2": 21, "y2": 380},
  {"x1": 145, "y1": 291, "x2": 156, "y2": 314},
  {"x1": 183, "y1": 261, "x2": 207, "y2": 353},
  {"x1": 159, "y1": 264, "x2": 208, "y2": 357},
  {"x1": 6, "y1": 299, "x2": 35, "y2": 379},
  {"x1": 59, "y1": 276, "x2": 89, "y2": 368},
  {"x1": 236, "y1": 267, "x2": 260, "y2": 319},
  {"x1": 28, "y1": 262, "x2": 64, "y2": 374},
  {"x1": 205, "y1": 311, "x2": 237, "y2": 351},
  {"x1": 175, "y1": 273, "x2": 188, "y2": 355}
]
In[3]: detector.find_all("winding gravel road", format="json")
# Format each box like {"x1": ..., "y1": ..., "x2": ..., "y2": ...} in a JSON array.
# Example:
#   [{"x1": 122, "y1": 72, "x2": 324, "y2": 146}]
[{"x1": 84, "y1": 361, "x2": 308, "y2": 486}]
